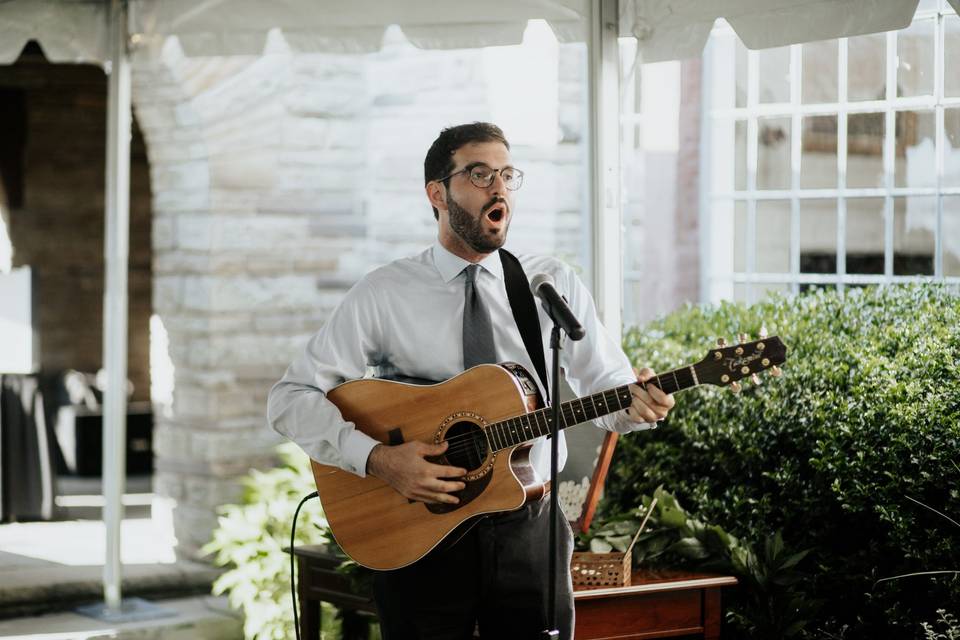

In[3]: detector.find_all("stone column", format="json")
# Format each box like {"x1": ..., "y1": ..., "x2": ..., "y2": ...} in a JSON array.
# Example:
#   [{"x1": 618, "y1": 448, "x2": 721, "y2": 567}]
[{"x1": 131, "y1": 38, "x2": 368, "y2": 558}]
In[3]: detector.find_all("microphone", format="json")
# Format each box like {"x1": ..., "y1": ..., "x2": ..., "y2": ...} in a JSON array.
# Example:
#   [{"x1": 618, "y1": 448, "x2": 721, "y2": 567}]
[{"x1": 530, "y1": 273, "x2": 585, "y2": 341}]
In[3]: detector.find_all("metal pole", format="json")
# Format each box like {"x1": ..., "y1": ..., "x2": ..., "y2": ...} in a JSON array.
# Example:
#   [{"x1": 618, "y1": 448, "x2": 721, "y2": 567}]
[
  {"x1": 588, "y1": 0, "x2": 623, "y2": 339},
  {"x1": 103, "y1": 0, "x2": 131, "y2": 612}
]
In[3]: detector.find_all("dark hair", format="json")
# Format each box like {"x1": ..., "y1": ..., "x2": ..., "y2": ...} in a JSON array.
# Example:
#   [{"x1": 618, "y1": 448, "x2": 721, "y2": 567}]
[{"x1": 423, "y1": 122, "x2": 510, "y2": 220}]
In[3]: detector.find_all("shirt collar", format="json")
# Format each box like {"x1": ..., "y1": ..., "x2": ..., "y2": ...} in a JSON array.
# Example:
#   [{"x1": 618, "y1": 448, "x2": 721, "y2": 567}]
[{"x1": 432, "y1": 241, "x2": 505, "y2": 283}]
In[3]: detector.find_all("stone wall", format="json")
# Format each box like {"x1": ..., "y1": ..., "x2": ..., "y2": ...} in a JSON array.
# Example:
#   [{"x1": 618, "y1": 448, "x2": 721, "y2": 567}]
[
  {"x1": 0, "y1": 48, "x2": 153, "y2": 403},
  {"x1": 131, "y1": 31, "x2": 593, "y2": 558}
]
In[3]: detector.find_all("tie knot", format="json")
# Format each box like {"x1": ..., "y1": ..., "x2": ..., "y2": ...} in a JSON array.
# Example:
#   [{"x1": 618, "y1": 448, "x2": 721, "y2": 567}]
[{"x1": 465, "y1": 264, "x2": 481, "y2": 284}]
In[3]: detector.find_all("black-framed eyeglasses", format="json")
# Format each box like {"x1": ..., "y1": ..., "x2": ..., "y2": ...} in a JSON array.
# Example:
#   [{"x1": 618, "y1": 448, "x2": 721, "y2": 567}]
[{"x1": 437, "y1": 163, "x2": 524, "y2": 191}]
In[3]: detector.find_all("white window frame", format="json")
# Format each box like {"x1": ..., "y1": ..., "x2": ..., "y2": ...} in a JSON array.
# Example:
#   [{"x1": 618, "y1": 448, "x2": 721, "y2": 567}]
[{"x1": 701, "y1": 1, "x2": 960, "y2": 305}]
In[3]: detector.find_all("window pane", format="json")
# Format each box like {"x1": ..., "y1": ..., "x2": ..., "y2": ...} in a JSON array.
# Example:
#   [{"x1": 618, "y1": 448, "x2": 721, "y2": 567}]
[
  {"x1": 758, "y1": 46, "x2": 791, "y2": 104},
  {"x1": 800, "y1": 199, "x2": 837, "y2": 272},
  {"x1": 945, "y1": 108, "x2": 960, "y2": 187},
  {"x1": 756, "y1": 200, "x2": 791, "y2": 272},
  {"x1": 848, "y1": 33, "x2": 886, "y2": 101},
  {"x1": 895, "y1": 110, "x2": 936, "y2": 188},
  {"x1": 945, "y1": 16, "x2": 960, "y2": 98},
  {"x1": 801, "y1": 115, "x2": 837, "y2": 188},
  {"x1": 893, "y1": 196, "x2": 936, "y2": 275},
  {"x1": 736, "y1": 40, "x2": 749, "y2": 108},
  {"x1": 897, "y1": 19, "x2": 935, "y2": 97},
  {"x1": 735, "y1": 120, "x2": 748, "y2": 190},
  {"x1": 845, "y1": 198, "x2": 885, "y2": 274},
  {"x1": 945, "y1": 196, "x2": 960, "y2": 277},
  {"x1": 757, "y1": 117, "x2": 791, "y2": 190},
  {"x1": 847, "y1": 113, "x2": 885, "y2": 188},
  {"x1": 734, "y1": 201, "x2": 747, "y2": 272},
  {"x1": 802, "y1": 40, "x2": 838, "y2": 104}
]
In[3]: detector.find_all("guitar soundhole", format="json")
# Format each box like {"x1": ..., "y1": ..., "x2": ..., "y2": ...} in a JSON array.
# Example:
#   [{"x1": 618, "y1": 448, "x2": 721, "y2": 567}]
[{"x1": 443, "y1": 421, "x2": 488, "y2": 471}]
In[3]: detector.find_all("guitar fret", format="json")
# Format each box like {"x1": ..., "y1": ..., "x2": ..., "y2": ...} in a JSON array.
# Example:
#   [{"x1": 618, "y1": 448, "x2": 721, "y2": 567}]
[
  {"x1": 522, "y1": 414, "x2": 535, "y2": 440},
  {"x1": 490, "y1": 423, "x2": 502, "y2": 450},
  {"x1": 537, "y1": 410, "x2": 549, "y2": 436}
]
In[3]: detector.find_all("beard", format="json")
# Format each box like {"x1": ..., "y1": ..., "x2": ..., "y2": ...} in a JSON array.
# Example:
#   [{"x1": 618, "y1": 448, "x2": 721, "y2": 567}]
[{"x1": 446, "y1": 193, "x2": 509, "y2": 254}]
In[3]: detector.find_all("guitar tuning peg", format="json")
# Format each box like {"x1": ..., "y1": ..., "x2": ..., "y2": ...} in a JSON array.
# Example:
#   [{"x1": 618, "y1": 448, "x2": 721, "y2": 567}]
[
  {"x1": 729, "y1": 381, "x2": 742, "y2": 394},
  {"x1": 738, "y1": 333, "x2": 749, "y2": 344},
  {"x1": 716, "y1": 337, "x2": 727, "y2": 347},
  {"x1": 770, "y1": 365, "x2": 782, "y2": 377},
  {"x1": 751, "y1": 373, "x2": 761, "y2": 385},
  {"x1": 759, "y1": 325, "x2": 768, "y2": 339}
]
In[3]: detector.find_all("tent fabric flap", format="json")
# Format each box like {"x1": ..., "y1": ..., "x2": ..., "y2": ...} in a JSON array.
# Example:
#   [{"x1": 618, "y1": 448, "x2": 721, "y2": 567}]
[
  {"x1": 620, "y1": 0, "x2": 923, "y2": 63},
  {"x1": 0, "y1": 0, "x2": 108, "y2": 65},
  {"x1": 128, "y1": 0, "x2": 588, "y2": 55}
]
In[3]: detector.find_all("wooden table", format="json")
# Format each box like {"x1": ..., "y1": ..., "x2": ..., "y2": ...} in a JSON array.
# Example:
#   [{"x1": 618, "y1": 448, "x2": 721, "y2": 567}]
[
  {"x1": 573, "y1": 570, "x2": 737, "y2": 639},
  {"x1": 292, "y1": 545, "x2": 736, "y2": 639}
]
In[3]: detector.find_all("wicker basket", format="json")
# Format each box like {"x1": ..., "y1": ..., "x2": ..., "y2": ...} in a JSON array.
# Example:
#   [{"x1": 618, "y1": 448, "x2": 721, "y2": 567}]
[
  {"x1": 570, "y1": 550, "x2": 632, "y2": 588},
  {"x1": 570, "y1": 497, "x2": 658, "y2": 589}
]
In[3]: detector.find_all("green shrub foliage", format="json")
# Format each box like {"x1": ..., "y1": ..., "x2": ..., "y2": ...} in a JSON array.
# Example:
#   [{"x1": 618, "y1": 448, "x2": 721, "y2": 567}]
[
  {"x1": 203, "y1": 443, "x2": 330, "y2": 640},
  {"x1": 606, "y1": 284, "x2": 960, "y2": 638}
]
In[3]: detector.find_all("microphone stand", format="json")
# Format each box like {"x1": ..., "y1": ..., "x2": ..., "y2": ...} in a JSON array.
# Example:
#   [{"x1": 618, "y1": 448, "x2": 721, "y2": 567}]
[{"x1": 541, "y1": 322, "x2": 564, "y2": 640}]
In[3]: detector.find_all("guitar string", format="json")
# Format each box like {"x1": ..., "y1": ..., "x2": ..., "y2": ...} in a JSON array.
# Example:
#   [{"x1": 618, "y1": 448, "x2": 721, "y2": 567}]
[
  {"x1": 425, "y1": 369, "x2": 710, "y2": 459},
  {"x1": 435, "y1": 380, "x2": 670, "y2": 458},
  {"x1": 436, "y1": 386, "x2": 637, "y2": 458},
  {"x1": 422, "y1": 358, "x2": 777, "y2": 458}
]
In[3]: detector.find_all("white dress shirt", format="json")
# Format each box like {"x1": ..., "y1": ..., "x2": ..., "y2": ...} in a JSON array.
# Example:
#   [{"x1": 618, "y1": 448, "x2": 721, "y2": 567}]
[{"x1": 267, "y1": 242, "x2": 653, "y2": 479}]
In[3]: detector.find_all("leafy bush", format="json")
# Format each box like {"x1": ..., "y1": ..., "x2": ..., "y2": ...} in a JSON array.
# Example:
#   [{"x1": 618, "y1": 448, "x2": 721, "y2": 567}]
[
  {"x1": 605, "y1": 284, "x2": 960, "y2": 639},
  {"x1": 580, "y1": 486, "x2": 815, "y2": 637},
  {"x1": 203, "y1": 443, "x2": 333, "y2": 640}
]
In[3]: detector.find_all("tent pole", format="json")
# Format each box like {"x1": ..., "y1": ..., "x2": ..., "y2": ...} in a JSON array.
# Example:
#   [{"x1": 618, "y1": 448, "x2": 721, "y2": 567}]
[
  {"x1": 588, "y1": 0, "x2": 622, "y2": 338},
  {"x1": 102, "y1": 0, "x2": 131, "y2": 612}
]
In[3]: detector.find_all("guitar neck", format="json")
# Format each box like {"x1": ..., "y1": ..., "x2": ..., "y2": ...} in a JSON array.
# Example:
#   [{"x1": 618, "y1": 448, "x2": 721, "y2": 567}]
[{"x1": 485, "y1": 365, "x2": 699, "y2": 452}]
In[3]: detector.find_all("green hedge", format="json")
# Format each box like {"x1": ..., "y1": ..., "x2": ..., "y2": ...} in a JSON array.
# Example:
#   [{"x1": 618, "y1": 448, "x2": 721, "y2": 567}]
[{"x1": 606, "y1": 284, "x2": 960, "y2": 638}]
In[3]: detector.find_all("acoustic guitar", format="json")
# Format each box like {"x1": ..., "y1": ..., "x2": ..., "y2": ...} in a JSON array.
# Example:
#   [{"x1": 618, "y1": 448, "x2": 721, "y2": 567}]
[{"x1": 310, "y1": 335, "x2": 787, "y2": 570}]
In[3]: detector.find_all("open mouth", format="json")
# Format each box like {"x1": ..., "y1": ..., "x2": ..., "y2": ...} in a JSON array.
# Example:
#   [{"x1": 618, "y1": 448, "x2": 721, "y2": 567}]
[{"x1": 485, "y1": 204, "x2": 506, "y2": 223}]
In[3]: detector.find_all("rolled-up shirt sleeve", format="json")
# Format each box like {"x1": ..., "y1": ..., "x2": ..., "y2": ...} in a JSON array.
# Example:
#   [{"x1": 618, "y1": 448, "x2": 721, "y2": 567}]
[{"x1": 267, "y1": 278, "x2": 384, "y2": 477}]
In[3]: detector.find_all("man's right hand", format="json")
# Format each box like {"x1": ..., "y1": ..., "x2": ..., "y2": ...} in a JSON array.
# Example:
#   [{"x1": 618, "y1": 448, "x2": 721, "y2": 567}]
[{"x1": 365, "y1": 441, "x2": 467, "y2": 505}]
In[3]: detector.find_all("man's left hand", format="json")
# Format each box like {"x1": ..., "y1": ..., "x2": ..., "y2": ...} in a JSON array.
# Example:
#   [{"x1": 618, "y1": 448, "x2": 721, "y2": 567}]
[{"x1": 626, "y1": 367, "x2": 675, "y2": 424}]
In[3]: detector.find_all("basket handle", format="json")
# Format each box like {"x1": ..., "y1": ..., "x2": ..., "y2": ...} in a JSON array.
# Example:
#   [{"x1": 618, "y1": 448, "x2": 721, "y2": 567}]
[{"x1": 624, "y1": 497, "x2": 658, "y2": 559}]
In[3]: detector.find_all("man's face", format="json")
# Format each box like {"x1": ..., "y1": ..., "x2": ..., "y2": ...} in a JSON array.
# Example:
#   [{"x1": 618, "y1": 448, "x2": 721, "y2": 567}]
[{"x1": 438, "y1": 141, "x2": 516, "y2": 256}]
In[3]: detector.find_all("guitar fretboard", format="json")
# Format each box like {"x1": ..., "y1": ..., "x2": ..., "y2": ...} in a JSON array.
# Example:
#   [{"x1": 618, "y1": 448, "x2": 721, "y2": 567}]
[{"x1": 483, "y1": 365, "x2": 699, "y2": 452}]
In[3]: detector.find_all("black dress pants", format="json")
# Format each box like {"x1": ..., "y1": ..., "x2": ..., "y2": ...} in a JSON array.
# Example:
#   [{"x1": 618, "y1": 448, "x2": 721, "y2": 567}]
[{"x1": 373, "y1": 497, "x2": 575, "y2": 640}]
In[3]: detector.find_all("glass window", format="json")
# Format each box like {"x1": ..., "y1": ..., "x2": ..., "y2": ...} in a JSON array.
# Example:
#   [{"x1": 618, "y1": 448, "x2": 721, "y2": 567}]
[
  {"x1": 735, "y1": 120, "x2": 748, "y2": 190},
  {"x1": 802, "y1": 40, "x2": 838, "y2": 104},
  {"x1": 945, "y1": 108, "x2": 960, "y2": 187},
  {"x1": 894, "y1": 110, "x2": 936, "y2": 188},
  {"x1": 896, "y1": 19, "x2": 935, "y2": 97},
  {"x1": 893, "y1": 196, "x2": 936, "y2": 275},
  {"x1": 705, "y1": 10, "x2": 958, "y2": 302},
  {"x1": 944, "y1": 15, "x2": 960, "y2": 97},
  {"x1": 799, "y1": 199, "x2": 837, "y2": 273},
  {"x1": 847, "y1": 113, "x2": 885, "y2": 188},
  {"x1": 756, "y1": 200, "x2": 791, "y2": 272},
  {"x1": 758, "y1": 46, "x2": 791, "y2": 104},
  {"x1": 945, "y1": 196, "x2": 960, "y2": 277},
  {"x1": 846, "y1": 198, "x2": 886, "y2": 274},
  {"x1": 734, "y1": 201, "x2": 748, "y2": 272},
  {"x1": 848, "y1": 33, "x2": 886, "y2": 101},
  {"x1": 801, "y1": 115, "x2": 837, "y2": 188},
  {"x1": 757, "y1": 117, "x2": 791, "y2": 190}
]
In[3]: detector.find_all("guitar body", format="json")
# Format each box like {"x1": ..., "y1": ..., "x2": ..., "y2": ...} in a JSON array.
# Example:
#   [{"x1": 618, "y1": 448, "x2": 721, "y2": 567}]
[{"x1": 310, "y1": 363, "x2": 547, "y2": 571}]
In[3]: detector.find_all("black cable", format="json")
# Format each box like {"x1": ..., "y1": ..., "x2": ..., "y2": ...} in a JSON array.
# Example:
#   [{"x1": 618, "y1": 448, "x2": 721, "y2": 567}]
[{"x1": 291, "y1": 491, "x2": 319, "y2": 640}]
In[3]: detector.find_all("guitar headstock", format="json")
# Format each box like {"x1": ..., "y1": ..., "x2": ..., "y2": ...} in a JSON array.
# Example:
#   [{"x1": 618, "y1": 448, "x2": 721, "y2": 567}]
[{"x1": 694, "y1": 334, "x2": 787, "y2": 393}]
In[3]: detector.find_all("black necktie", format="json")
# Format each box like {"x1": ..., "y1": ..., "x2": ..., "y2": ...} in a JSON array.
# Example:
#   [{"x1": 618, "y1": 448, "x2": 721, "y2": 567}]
[{"x1": 462, "y1": 264, "x2": 497, "y2": 369}]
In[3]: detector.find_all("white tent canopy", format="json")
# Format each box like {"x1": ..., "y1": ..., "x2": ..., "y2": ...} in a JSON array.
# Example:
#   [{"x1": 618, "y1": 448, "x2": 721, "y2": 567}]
[{"x1": 3, "y1": 0, "x2": 956, "y2": 66}]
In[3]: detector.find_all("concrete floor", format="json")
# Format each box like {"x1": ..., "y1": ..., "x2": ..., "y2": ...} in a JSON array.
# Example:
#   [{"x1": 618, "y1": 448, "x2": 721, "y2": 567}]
[{"x1": 0, "y1": 476, "x2": 239, "y2": 639}]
